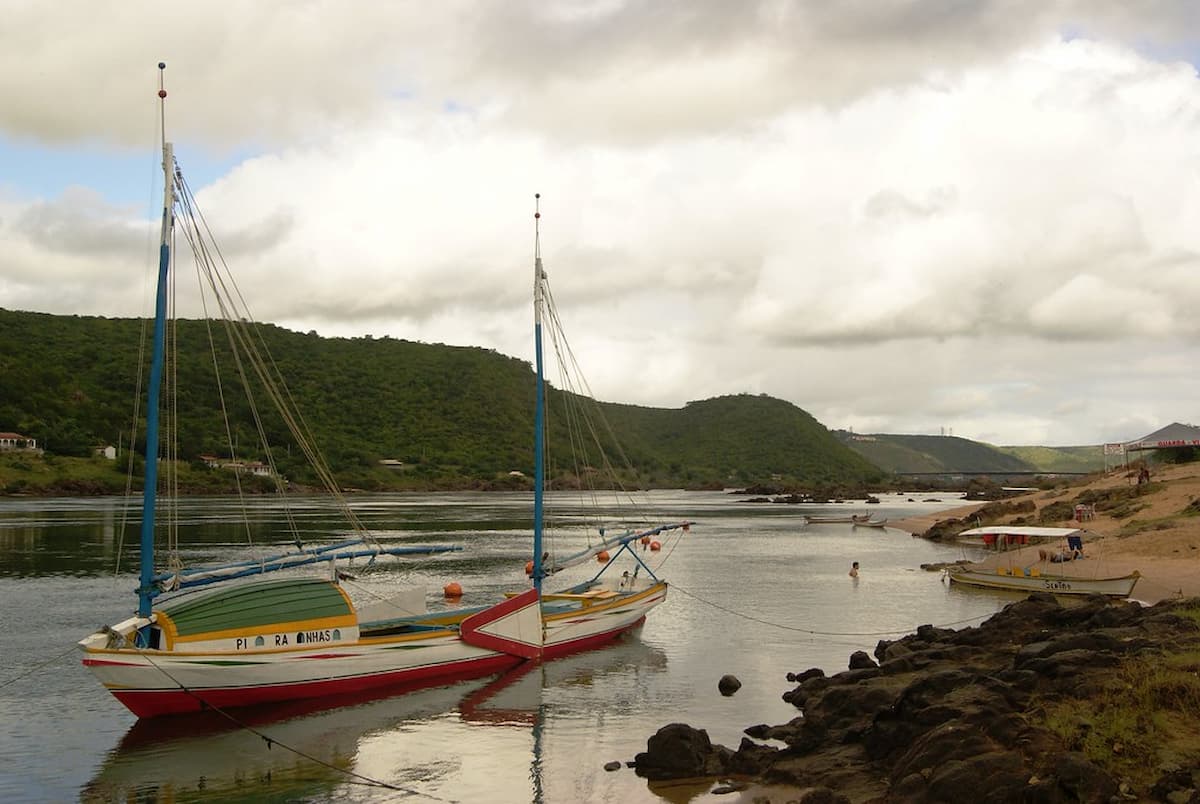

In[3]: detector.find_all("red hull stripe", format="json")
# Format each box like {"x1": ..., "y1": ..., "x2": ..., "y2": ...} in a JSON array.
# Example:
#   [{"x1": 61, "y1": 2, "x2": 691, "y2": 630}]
[
  {"x1": 109, "y1": 617, "x2": 648, "y2": 718},
  {"x1": 113, "y1": 653, "x2": 525, "y2": 718}
]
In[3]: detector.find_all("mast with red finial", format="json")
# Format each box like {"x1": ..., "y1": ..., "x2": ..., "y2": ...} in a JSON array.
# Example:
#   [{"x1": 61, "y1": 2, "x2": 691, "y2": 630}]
[
  {"x1": 137, "y1": 61, "x2": 175, "y2": 620},
  {"x1": 532, "y1": 194, "x2": 547, "y2": 592}
]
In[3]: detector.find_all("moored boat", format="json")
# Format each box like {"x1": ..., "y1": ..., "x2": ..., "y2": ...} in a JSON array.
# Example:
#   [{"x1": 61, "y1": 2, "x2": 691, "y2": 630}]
[
  {"x1": 78, "y1": 65, "x2": 693, "y2": 719},
  {"x1": 944, "y1": 565, "x2": 1141, "y2": 597},
  {"x1": 804, "y1": 514, "x2": 865, "y2": 524}
]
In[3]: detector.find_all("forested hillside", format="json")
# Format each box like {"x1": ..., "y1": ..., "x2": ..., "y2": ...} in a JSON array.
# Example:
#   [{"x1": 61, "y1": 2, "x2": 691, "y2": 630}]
[
  {"x1": 0, "y1": 309, "x2": 882, "y2": 491},
  {"x1": 996, "y1": 445, "x2": 1104, "y2": 473},
  {"x1": 836, "y1": 431, "x2": 1104, "y2": 474}
]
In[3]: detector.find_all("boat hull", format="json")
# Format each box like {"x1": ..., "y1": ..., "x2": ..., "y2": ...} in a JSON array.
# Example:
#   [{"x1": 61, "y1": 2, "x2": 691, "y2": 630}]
[
  {"x1": 946, "y1": 568, "x2": 1139, "y2": 597},
  {"x1": 82, "y1": 583, "x2": 667, "y2": 718}
]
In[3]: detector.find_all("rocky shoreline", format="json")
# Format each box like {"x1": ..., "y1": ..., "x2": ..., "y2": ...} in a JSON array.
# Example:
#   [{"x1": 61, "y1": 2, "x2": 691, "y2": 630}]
[{"x1": 632, "y1": 593, "x2": 1200, "y2": 803}]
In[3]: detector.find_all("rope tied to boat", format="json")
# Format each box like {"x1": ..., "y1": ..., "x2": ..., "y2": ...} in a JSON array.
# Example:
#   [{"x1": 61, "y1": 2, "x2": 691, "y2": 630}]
[{"x1": 125, "y1": 643, "x2": 459, "y2": 801}]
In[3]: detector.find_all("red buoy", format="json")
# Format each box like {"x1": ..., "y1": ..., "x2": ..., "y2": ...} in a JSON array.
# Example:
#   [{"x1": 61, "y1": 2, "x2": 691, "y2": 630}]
[
  {"x1": 596, "y1": 550, "x2": 610, "y2": 563},
  {"x1": 650, "y1": 540, "x2": 661, "y2": 551},
  {"x1": 443, "y1": 582, "x2": 463, "y2": 598},
  {"x1": 525, "y1": 560, "x2": 534, "y2": 576}
]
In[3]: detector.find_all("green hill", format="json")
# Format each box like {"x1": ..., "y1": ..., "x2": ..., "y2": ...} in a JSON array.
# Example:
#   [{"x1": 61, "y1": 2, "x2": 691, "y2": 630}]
[
  {"x1": 836, "y1": 431, "x2": 1104, "y2": 475},
  {"x1": 836, "y1": 432, "x2": 1030, "y2": 474},
  {"x1": 0, "y1": 309, "x2": 881, "y2": 492},
  {"x1": 996, "y1": 445, "x2": 1104, "y2": 473}
]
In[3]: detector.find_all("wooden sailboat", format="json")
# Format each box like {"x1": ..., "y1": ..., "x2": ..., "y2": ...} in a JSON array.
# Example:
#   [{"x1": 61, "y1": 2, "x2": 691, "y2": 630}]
[{"x1": 78, "y1": 65, "x2": 692, "y2": 718}]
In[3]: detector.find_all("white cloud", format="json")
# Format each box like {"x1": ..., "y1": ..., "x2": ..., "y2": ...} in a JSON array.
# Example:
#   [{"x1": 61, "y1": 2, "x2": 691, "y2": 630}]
[{"x1": 2, "y1": 3, "x2": 1200, "y2": 446}]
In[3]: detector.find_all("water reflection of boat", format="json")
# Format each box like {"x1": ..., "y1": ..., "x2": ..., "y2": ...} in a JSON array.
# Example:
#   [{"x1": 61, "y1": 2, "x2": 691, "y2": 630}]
[{"x1": 82, "y1": 634, "x2": 667, "y2": 802}]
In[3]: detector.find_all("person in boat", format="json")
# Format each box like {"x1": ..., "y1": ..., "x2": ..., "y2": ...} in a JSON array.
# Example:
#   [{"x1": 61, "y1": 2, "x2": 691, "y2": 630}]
[
  {"x1": 849, "y1": 561, "x2": 859, "y2": 578},
  {"x1": 1039, "y1": 547, "x2": 1082, "y2": 563}
]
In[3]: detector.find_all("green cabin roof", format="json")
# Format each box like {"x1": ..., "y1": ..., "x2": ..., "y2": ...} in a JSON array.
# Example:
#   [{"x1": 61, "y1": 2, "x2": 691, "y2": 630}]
[{"x1": 157, "y1": 577, "x2": 353, "y2": 637}]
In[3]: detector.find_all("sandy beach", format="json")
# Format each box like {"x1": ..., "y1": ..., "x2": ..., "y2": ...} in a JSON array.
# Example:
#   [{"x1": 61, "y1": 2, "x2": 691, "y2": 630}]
[{"x1": 889, "y1": 462, "x2": 1200, "y2": 604}]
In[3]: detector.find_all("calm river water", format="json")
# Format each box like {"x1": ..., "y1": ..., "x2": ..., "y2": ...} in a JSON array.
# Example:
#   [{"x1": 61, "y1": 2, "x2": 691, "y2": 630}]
[{"x1": 0, "y1": 490, "x2": 1013, "y2": 803}]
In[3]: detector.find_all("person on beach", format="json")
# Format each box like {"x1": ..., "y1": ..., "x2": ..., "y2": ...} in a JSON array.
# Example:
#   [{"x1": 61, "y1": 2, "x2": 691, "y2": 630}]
[{"x1": 849, "y1": 561, "x2": 859, "y2": 578}]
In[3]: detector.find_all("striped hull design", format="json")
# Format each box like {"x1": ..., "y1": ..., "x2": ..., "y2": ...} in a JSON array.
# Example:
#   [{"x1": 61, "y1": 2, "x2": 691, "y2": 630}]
[
  {"x1": 82, "y1": 582, "x2": 667, "y2": 718},
  {"x1": 946, "y1": 569, "x2": 1139, "y2": 597}
]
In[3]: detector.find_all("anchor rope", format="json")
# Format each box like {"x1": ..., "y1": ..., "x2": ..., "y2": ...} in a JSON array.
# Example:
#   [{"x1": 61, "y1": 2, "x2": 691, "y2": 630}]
[
  {"x1": 1, "y1": 641, "x2": 456, "y2": 800},
  {"x1": 667, "y1": 582, "x2": 999, "y2": 637},
  {"x1": 127, "y1": 646, "x2": 459, "y2": 801},
  {"x1": 0, "y1": 645, "x2": 79, "y2": 690},
  {"x1": 1, "y1": 635, "x2": 455, "y2": 802}
]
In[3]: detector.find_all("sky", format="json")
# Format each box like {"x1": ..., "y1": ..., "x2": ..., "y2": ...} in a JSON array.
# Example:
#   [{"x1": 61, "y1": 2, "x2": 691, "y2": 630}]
[{"x1": 3, "y1": 1, "x2": 1200, "y2": 448}]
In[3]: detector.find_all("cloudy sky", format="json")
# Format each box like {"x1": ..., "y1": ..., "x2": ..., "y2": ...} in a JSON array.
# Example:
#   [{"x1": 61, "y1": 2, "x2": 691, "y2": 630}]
[{"x1": 3, "y1": 1, "x2": 1200, "y2": 447}]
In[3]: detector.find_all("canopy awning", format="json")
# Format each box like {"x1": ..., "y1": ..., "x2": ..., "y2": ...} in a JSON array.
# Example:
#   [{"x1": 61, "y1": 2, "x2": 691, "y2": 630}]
[{"x1": 1125, "y1": 422, "x2": 1200, "y2": 452}]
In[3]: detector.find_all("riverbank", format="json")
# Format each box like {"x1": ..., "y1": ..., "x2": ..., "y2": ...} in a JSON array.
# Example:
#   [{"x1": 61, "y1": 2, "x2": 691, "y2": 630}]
[
  {"x1": 631, "y1": 464, "x2": 1200, "y2": 801},
  {"x1": 888, "y1": 462, "x2": 1200, "y2": 604},
  {"x1": 635, "y1": 593, "x2": 1200, "y2": 802}
]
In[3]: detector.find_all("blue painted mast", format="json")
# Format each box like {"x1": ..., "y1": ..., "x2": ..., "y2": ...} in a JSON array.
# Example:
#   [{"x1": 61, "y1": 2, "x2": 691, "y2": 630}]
[
  {"x1": 138, "y1": 62, "x2": 174, "y2": 618},
  {"x1": 531, "y1": 194, "x2": 546, "y2": 593}
]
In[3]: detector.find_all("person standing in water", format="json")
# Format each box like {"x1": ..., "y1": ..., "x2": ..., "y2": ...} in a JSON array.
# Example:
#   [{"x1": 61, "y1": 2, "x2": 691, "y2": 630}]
[{"x1": 849, "y1": 561, "x2": 859, "y2": 578}]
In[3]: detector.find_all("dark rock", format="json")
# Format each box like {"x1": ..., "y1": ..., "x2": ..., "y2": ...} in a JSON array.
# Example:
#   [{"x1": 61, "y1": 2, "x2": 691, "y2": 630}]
[
  {"x1": 838, "y1": 666, "x2": 881, "y2": 684},
  {"x1": 729, "y1": 736, "x2": 780, "y2": 774},
  {"x1": 638, "y1": 594, "x2": 1200, "y2": 797},
  {"x1": 1052, "y1": 752, "x2": 1118, "y2": 803},
  {"x1": 603, "y1": 760, "x2": 621, "y2": 771},
  {"x1": 1152, "y1": 766, "x2": 1198, "y2": 800},
  {"x1": 718, "y1": 674, "x2": 741, "y2": 696},
  {"x1": 1019, "y1": 648, "x2": 1121, "y2": 679},
  {"x1": 787, "y1": 788, "x2": 851, "y2": 804},
  {"x1": 633, "y1": 723, "x2": 732, "y2": 780},
  {"x1": 847, "y1": 650, "x2": 878, "y2": 670},
  {"x1": 915, "y1": 623, "x2": 956, "y2": 642}
]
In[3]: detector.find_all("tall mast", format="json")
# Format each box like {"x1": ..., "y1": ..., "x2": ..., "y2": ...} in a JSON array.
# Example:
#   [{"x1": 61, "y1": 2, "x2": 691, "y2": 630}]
[
  {"x1": 531, "y1": 194, "x2": 546, "y2": 593},
  {"x1": 138, "y1": 62, "x2": 174, "y2": 618}
]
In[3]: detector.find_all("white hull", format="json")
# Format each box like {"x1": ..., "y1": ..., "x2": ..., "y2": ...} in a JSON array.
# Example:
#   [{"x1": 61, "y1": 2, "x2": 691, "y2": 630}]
[
  {"x1": 946, "y1": 568, "x2": 1139, "y2": 597},
  {"x1": 82, "y1": 583, "x2": 666, "y2": 718}
]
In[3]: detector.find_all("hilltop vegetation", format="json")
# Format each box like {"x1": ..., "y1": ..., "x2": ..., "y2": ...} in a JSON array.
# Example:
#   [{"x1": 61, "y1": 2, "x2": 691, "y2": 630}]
[
  {"x1": 0, "y1": 309, "x2": 882, "y2": 493},
  {"x1": 836, "y1": 431, "x2": 1104, "y2": 475},
  {"x1": 996, "y1": 444, "x2": 1105, "y2": 473}
]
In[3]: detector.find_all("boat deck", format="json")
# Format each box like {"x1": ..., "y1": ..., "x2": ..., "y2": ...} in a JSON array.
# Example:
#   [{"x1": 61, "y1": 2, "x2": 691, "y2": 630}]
[{"x1": 959, "y1": 543, "x2": 1146, "y2": 593}]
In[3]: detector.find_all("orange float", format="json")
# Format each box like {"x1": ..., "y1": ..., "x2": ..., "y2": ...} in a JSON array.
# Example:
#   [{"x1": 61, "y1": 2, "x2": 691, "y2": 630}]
[
  {"x1": 525, "y1": 560, "x2": 534, "y2": 576},
  {"x1": 443, "y1": 581, "x2": 463, "y2": 598},
  {"x1": 596, "y1": 550, "x2": 610, "y2": 563},
  {"x1": 649, "y1": 540, "x2": 661, "y2": 551}
]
